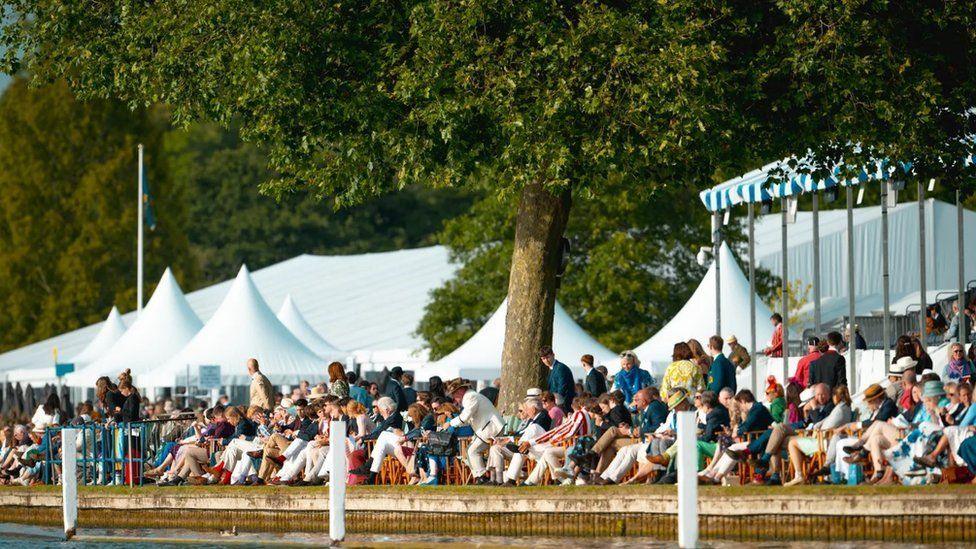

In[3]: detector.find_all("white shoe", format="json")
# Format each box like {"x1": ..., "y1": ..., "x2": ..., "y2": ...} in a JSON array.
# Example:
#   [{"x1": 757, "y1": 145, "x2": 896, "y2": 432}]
[
  {"x1": 418, "y1": 476, "x2": 438, "y2": 486},
  {"x1": 560, "y1": 478, "x2": 574, "y2": 486},
  {"x1": 574, "y1": 477, "x2": 587, "y2": 486},
  {"x1": 783, "y1": 476, "x2": 804, "y2": 487}
]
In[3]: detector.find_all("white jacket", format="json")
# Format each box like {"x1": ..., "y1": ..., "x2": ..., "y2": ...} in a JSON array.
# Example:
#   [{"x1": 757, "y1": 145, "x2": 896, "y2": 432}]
[{"x1": 449, "y1": 390, "x2": 504, "y2": 439}]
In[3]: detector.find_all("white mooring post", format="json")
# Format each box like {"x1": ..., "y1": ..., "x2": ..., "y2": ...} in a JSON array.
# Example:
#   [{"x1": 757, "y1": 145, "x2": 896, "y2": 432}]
[
  {"x1": 676, "y1": 411, "x2": 698, "y2": 548},
  {"x1": 329, "y1": 420, "x2": 347, "y2": 544},
  {"x1": 62, "y1": 428, "x2": 78, "y2": 540}
]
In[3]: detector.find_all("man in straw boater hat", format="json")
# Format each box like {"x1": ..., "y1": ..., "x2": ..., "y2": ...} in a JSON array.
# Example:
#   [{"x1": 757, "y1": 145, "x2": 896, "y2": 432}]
[
  {"x1": 725, "y1": 335, "x2": 751, "y2": 371},
  {"x1": 443, "y1": 378, "x2": 504, "y2": 485},
  {"x1": 811, "y1": 383, "x2": 899, "y2": 478}
]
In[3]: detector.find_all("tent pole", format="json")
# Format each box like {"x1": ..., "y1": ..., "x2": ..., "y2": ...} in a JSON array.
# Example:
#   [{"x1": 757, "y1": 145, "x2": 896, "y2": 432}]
[
  {"x1": 881, "y1": 181, "x2": 891, "y2": 366},
  {"x1": 847, "y1": 186, "x2": 857, "y2": 391},
  {"x1": 781, "y1": 197, "x2": 789, "y2": 383},
  {"x1": 959, "y1": 190, "x2": 967, "y2": 345},
  {"x1": 918, "y1": 181, "x2": 926, "y2": 341},
  {"x1": 812, "y1": 194, "x2": 821, "y2": 332},
  {"x1": 748, "y1": 202, "x2": 757, "y2": 395},
  {"x1": 137, "y1": 144, "x2": 144, "y2": 314},
  {"x1": 714, "y1": 211, "x2": 722, "y2": 336}
]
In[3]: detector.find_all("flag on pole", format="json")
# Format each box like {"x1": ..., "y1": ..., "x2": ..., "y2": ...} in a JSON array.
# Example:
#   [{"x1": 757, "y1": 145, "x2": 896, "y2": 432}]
[{"x1": 142, "y1": 165, "x2": 157, "y2": 231}]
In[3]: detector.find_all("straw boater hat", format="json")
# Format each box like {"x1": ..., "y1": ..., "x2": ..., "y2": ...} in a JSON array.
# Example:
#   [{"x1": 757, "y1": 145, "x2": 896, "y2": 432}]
[
  {"x1": 446, "y1": 378, "x2": 471, "y2": 395},
  {"x1": 667, "y1": 389, "x2": 690, "y2": 410},
  {"x1": 863, "y1": 384, "x2": 885, "y2": 401},
  {"x1": 725, "y1": 335, "x2": 738, "y2": 344},
  {"x1": 525, "y1": 388, "x2": 543, "y2": 399},
  {"x1": 888, "y1": 356, "x2": 917, "y2": 376},
  {"x1": 308, "y1": 387, "x2": 328, "y2": 400}
]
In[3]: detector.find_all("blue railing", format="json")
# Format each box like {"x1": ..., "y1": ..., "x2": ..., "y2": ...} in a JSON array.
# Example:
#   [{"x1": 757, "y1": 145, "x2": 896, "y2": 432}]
[{"x1": 41, "y1": 421, "x2": 156, "y2": 487}]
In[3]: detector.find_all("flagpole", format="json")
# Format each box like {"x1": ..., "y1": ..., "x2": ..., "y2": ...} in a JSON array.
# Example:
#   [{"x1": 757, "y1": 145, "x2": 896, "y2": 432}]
[{"x1": 137, "y1": 144, "x2": 144, "y2": 315}]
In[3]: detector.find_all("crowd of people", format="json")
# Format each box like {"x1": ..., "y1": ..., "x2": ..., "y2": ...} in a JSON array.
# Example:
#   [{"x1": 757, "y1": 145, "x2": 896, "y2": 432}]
[{"x1": 3, "y1": 325, "x2": 976, "y2": 489}]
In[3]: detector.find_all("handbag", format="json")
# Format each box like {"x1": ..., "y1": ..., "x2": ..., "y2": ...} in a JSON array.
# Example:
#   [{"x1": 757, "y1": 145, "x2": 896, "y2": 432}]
[{"x1": 426, "y1": 430, "x2": 457, "y2": 457}]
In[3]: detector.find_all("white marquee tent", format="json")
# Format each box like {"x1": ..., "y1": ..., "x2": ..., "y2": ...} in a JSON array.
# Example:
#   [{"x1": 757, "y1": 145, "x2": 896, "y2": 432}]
[
  {"x1": 64, "y1": 269, "x2": 203, "y2": 387},
  {"x1": 277, "y1": 294, "x2": 346, "y2": 361},
  {"x1": 629, "y1": 243, "x2": 776, "y2": 378},
  {"x1": 753, "y1": 199, "x2": 976, "y2": 327},
  {"x1": 142, "y1": 266, "x2": 325, "y2": 387},
  {"x1": 2, "y1": 306, "x2": 128, "y2": 384},
  {"x1": 417, "y1": 299, "x2": 616, "y2": 382}
]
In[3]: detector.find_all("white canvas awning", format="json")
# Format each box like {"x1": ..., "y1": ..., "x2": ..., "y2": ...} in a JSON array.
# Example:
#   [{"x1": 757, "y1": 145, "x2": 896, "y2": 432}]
[
  {"x1": 416, "y1": 299, "x2": 615, "y2": 382},
  {"x1": 628, "y1": 243, "x2": 776, "y2": 377},
  {"x1": 64, "y1": 269, "x2": 203, "y2": 387},
  {"x1": 142, "y1": 266, "x2": 325, "y2": 387}
]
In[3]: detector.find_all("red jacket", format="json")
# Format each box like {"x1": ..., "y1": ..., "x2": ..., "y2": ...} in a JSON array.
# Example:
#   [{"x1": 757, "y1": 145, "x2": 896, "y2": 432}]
[
  {"x1": 790, "y1": 350, "x2": 822, "y2": 388},
  {"x1": 765, "y1": 324, "x2": 783, "y2": 357}
]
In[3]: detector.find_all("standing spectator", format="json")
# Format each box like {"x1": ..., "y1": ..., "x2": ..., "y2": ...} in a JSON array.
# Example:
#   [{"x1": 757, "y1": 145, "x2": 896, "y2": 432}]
[
  {"x1": 687, "y1": 339, "x2": 712, "y2": 379},
  {"x1": 582, "y1": 354, "x2": 607, "y2": 396},
  {"x1": 660, "y1": 342, "x2": 705, "y2": 398},
  {"x1": 479, "y1": 379, "x2": 500, "y2": 406},
  {"x1": 706, "y1": 336, "x2": 736, "y2": 394},
  {"x1": 790, "y1": 337, "x2": 822, "y2": 389},
  {"x1": 541, "y1": 346, "x2": 575, "y2": 413},
  {"x1": 327, "y1": 362, "x2": 349, "y2": 398},
  {"x1": 613, "y1": 351, "x2": 655, "y2": 406},
  {"x1": 346, "y1": 372, "x2": 372, "y2": 407},
  {"x1": 401, "y1": 373, "x2": 417, "y2": 406},
  {"x1": 384, "y1": 367, "x2": 407, "y2": 413},
  {"x1": 726, "y1": 335, "x2": 751, "y2": 371},
  {"x1": 248, "y1": 358, "x2": 274, "y2": 411},
  {"x1": 763, "y1": 313, "x2": 784, "y2": 357},
  {"x1": 808, "y1": 332, "x2": 847, "y2": 390}
]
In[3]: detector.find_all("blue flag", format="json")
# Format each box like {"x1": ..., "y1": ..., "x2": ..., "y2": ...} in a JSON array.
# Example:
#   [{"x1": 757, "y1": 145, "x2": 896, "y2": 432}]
[{"x1": 142, "y1": 165, "x2": 156, "y2": 231}]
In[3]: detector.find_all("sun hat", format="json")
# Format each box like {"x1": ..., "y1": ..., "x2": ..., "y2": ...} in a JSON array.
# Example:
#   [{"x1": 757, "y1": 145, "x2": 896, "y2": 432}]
[
  {"x1": 308, "y1": 387, "x2": 328, "y2": 400},
  {"x1": 919, "y1": 369, "x2": 939, "y2": 380},
  {"x1": 446, "y1": 378, "x2": 471, "y2": 395},
  {"x1": 863, "y1": 384, "x2": 885, "y2": 401},
  {"x1": 525, "y1": 388, "x2": 543, "y2": 399},
  {"x1": 921, "y1": 380, "x2": 946, "y2": 399},
  {"x1": 888, "y1": 356, "x2": 917, "y2": 376},
  {"x1": 667, "y1": 389, "x2": 689, "y2": 410},
  {"x1": 726, "y1": 335, "x2": 738, "y2": 344}
]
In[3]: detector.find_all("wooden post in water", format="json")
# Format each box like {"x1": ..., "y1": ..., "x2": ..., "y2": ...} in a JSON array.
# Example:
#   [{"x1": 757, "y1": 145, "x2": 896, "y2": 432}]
[
  {"x1": 677, "y1": 411, "x2": 698, "y2": 548},
  {"x1": 329, "y1": 420, "x2": 347, "y2": 544},
  {"x1": 62, "y1": 428, "x2": 78, "y2": 540}
]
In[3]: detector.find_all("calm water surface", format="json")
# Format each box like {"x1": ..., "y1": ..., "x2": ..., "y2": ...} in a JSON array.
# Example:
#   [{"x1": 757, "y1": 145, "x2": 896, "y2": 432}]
[{"x1": 0, "y1": 523, "x2": 955, "y2": 548}]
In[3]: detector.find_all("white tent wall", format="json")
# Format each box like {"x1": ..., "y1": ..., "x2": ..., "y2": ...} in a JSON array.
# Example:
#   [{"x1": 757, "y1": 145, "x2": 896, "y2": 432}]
[
  {"x1": 416, "y1": 299, "x2": 615, "y2": 382},
  {"x1": 753, "y1": 199, "x2": 976, "y2": 327},
  {"x1": 628, "y1": 243, "x2": 776, "y2": 378},
  {"x1": 68, "y1": 306, "x2": 127, "y2": 366},
  {"x1": 277, "y1": 294, "x2": 346, "y2": 361}
]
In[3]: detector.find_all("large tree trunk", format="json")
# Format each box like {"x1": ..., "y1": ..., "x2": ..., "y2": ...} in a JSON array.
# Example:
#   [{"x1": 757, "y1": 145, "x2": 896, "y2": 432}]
[{"x1": 498, "y1": 182, "x2": 572, "y2": 414}]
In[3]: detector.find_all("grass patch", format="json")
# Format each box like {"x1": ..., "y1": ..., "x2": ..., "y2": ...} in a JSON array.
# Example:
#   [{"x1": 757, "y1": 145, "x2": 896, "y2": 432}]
[{"x1": 3, "y1": 483, "x2": 976, "y2": 498}]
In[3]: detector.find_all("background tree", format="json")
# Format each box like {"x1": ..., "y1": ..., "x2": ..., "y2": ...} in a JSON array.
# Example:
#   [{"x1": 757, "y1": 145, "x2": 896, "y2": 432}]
[
  {"x1": 2, "y1": 1, "x2": 739, "y2": 411},
  {"x1": 165, "y1": 122, "x2": 471, "y2": 284},
  {"x1": 0, "y1": 77, "x2": 196, "y2": 352}
]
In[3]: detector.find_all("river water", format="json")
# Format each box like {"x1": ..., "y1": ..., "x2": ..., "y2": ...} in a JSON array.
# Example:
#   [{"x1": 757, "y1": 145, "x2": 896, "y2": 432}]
[{"x1": 0, "y1": 523, "x2": 964, "y2": 548}]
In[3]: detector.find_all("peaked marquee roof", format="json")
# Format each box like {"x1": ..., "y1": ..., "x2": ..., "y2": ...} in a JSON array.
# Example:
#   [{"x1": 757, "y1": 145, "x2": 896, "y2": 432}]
[
  {"x1": 630, "y1": 243, "x2": 775, "y2": 376},
  {"x1": 143, "y1": 266, "x2": 325, "y2": 387},
  {"x1": 277, "y1": 295, "x2": 346, "y2": 360},
  {"x1": 68, "y1": 306, "x2": 127, "y2": 365},
  {"x1": 64, "y1": 269, "x2": 203, "y2": 387},
  {"x1": 417, "y1": 299, "x2": 616, "y2": 382}
]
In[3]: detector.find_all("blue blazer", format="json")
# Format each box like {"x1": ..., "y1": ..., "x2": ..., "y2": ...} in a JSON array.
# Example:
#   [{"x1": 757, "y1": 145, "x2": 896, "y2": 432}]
[
  {"x1": 707, "y1": 353, "x2": 737, "y2": 394},
  {"x1": 862, "y1": 398, "x2": 898, "y2": 429},
  {"x1": 701, "y1": 406, "x2": 731, "y2": 443},
  {"x1": 737, "y1": 402, "x2": 774, "y2": 437},
  {"x1": 363, "y1": 412, "x2": 403, "y2": 441},
  {"x1": 548, "y1": 360, "x2": 577, "y2": 405}
]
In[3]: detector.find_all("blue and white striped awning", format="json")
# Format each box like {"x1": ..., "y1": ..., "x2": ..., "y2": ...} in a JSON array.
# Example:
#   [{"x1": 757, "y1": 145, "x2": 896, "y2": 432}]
[{"x1": 699, "y1": 156, "x2": 916, "y2": 212}]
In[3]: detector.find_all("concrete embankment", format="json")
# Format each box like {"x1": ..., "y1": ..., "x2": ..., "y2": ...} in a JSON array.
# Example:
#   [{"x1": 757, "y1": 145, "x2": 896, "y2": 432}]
[{"x1": 2, "y1": 485, "x2": 976, "y2": 543}]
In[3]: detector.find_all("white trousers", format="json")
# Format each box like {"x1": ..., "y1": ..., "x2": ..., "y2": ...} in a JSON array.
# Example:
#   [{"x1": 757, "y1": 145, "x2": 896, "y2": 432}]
[
  {"x1": 221, "y1": 438, "x2": 259, "y2": 474},
  {"x1": 601, "y1": 442, "x2": 650, "y2": 483},
  {"x1": 702, "y1": 441, "x2": 746, "y2": 481},
  {"x1": 524, "y1": 445, "x2": 565, "y2": 485},
  {"x1": 370, "y1": 431, "x2": 400, "y2": 474}
]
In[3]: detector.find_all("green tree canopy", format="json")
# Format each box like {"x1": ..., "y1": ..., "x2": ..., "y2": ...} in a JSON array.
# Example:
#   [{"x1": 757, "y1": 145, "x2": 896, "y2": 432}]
[{"x1": 0, "y1": 77, "x2": 196, "y2": 352}]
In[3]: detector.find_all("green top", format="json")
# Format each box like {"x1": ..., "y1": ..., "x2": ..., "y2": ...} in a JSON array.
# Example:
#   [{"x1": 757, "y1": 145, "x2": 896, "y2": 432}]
[{"x1": 769, "y1": 397, "x2": 786, "y2": 423}]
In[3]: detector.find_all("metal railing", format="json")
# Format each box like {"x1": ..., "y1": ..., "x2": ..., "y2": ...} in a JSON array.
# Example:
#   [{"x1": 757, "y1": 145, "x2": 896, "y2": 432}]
[{"x1": 40, "y1": 414, "x2": 196, "y2": 487}]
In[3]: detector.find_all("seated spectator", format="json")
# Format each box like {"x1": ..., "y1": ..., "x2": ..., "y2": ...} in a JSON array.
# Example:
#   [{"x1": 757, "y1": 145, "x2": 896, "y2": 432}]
[
  {"x1": 487, "y1": 398, "x2": 549, "y2": 485},
  {"x1": 350, "y1": 396, "x2": 403, "y2": 484},
  {"x1": 520, "y1": 396, "x2": 594, "y2": 486},
  {"x1": 783, "y1": 385, "x2": 852, "y2": 485},
  {"x1": 765, "y1": 377, "x2": 786, "y2": 423},
  {"x1": 945, "y1": 343, "x2": 973, "y2": 383},
  {"x1": 588, "y1": 392, "x2": 635, "y2": 473},
  {"x1": 613, "y1": 350, "x2": 655, "y2": 406},
  {"x1": 541, "y1": 392, "x2": 564, "y2": 426}
]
